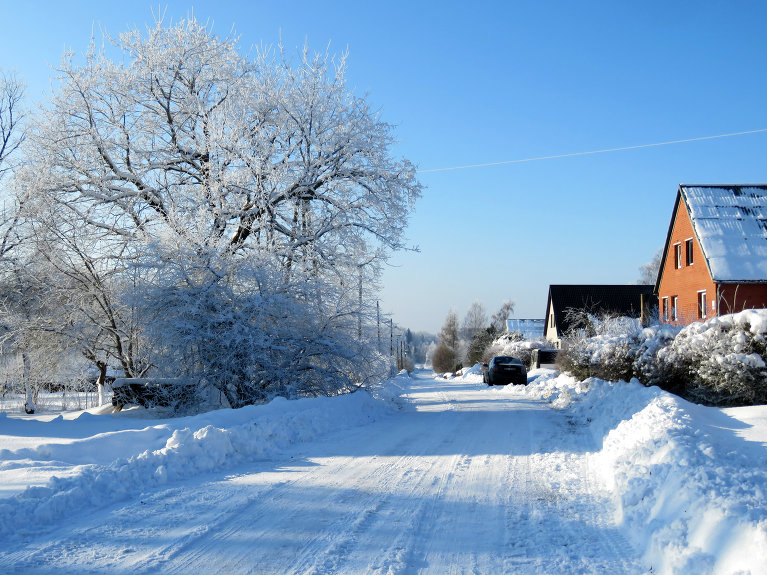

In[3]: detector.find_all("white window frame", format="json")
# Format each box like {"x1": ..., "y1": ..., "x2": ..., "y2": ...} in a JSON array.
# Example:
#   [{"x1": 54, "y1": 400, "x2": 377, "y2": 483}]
[
  {"x1": 674, "y1": 243, "x2": 682, "y2": 269},
  {"x1": 685, "y1": 238, "x2": 694, "y2": 266},
  {"x1": 662, "y1": 297, "x2": 669, "y2": 322},
  {"x1": 672, "y1": 296, "x2": 678, "y2": 322},
  {"x1": 698, "y1": 290, "x2": 707, "y2": 319}
]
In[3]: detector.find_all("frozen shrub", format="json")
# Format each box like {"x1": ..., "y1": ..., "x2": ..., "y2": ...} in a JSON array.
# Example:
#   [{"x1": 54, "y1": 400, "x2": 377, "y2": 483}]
[
  {"x1": 558, "y1": 309, "x2": 767, "y2": 406},
  {"x1": 557, "y1": 332, "x2": 637, "y2": 382},
  {"x1": 483, "y1": 332, "x2": 546, "y2": 366},
  {"x1": 693, "y1": 352, "x2": 767, "y2": 405},
  {"x1": 660, "y1": 311, "x2": 767, "y2": 405},
  {"x1": 556, "y1": 314, "x2": 641, "y2": 382},
  {"x1": 466, "y1": 327, "x2": 498, "y2": 365},
  {"x1": 431, "y1": 343, "x2": 456, "y2": 374},
  {"x1": 555, "y1": 342, "x2": 592, "y2": 381},
  {"x1": 631, "y1": 324, "x2": 680, "y2": 390}
]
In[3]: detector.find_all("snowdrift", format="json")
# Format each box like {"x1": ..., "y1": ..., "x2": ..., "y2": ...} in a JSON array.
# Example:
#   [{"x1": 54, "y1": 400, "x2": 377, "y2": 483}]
[
  {"x1": 0, "y1": 374, "x2": 406, "y2": 539},
  {"x1": 521, "y1": 370, "x2": 767, "y2": 575}
]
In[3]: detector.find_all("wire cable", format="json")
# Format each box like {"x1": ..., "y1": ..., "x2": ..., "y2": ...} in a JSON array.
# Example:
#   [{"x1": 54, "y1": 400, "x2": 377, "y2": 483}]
[{"x1": 417, "y1": 128, "x2": 767, "y2": 174}]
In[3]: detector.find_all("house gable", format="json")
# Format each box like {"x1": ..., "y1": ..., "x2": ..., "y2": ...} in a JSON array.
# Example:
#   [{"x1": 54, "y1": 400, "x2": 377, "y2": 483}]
[
  {"x1": 656, "y1": 191, "x2": 717, "y2": 323},
  {"x1": 543, "y1": 291, "x2": 558, "y2": 344}
]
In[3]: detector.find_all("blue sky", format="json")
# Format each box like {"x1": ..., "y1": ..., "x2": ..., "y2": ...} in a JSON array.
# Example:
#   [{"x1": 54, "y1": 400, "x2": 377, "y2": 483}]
[{"x1": 2, "y1": 1, "x2": 766, "y2": 333}]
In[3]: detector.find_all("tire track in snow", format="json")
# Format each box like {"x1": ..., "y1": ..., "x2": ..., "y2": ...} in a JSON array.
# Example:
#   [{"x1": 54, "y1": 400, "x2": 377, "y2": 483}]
[
  {"x1": 500, "y1": 403, "x2": 641, "y2": 574},
  {"x1": 0, "y1": 372, "x2": 647, "y2": 574},
  {"x1": 143, "y1": 410, "x2": 471, "y2": 574}
]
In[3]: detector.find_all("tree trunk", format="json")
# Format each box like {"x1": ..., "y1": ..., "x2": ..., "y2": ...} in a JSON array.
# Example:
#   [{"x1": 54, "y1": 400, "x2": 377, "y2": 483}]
[
  {"x1": 23, "y1": 352, "x2": 34, "y2": 414},
  {"x1": 95, "y1": 361, "x2": 107, "y2": 406}
]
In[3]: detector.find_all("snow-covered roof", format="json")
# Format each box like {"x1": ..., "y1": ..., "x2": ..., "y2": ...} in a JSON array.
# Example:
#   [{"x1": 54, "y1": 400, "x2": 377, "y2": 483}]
[
  {"x1": 681, "y1": 184, "x2": 767, "y2": 282},
  {"x1": 506, "y1": 318, "x2": 544, "y2": 339}
]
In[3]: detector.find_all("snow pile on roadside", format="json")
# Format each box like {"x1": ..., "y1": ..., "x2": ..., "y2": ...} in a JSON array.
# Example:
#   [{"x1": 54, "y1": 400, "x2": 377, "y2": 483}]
[
  {"x1": 524, "y1": 371, "x2": 767, "y2": 575},
  {"x1": 0, "y1": 383, "x2": 398, "y2": 539},
  {"x1": 457, "y1": 363, "x2": 484, "y2": 380}
]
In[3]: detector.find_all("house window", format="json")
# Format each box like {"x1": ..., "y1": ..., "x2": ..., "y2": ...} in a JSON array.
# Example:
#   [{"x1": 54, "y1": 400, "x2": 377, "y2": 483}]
[
  {"x1": 662, "y1": 297, "x2": 669, "y2": 322},
  {"x1": 686, "y1": 239, "x2": 694, "y2": 266},
  {"x1": 672, "y1": 296, "x2": 678, "y2": 322},
  {"x1": 674, "y1": 243, "x2": 682, "y2": 269},
  {"x1": 698, "y1": 291, "x2": 707, "y2": 319},
  {"x1": 549, "y1": 314, "x2": 555, "y2": 328}
]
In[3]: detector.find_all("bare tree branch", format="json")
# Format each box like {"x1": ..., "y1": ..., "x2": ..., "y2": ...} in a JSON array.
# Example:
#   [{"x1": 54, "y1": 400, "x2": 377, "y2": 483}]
[{"x1": 0, "y1": 71, "x2": 25, "y2": 180}]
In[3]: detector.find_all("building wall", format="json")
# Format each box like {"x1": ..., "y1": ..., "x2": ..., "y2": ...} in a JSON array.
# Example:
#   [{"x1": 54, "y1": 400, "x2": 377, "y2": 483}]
[
  {"x1": 718, "y1": 283, "x2": 767, "y2": 315},
  {"x1": 657, "y1": 199, "x2": 717, "y2": 325},
  {"x1": 544, "y1": 303, "x2": 560, "y2": 348}
]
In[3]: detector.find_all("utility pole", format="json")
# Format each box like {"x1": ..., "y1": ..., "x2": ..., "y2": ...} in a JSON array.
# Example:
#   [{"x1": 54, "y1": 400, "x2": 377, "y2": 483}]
[{"x1": 357, "y1": 268, "x2": 362, "y2": 341}]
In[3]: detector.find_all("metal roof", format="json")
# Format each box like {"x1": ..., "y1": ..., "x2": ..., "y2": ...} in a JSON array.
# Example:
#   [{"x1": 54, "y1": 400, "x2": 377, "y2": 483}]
[{"x1": 680, "y1": 184, "x2": 767, "y2": 282}]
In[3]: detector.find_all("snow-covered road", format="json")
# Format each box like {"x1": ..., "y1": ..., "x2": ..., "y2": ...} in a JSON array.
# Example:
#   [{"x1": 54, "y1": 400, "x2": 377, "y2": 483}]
[{"x1": 1, "y1": 371, "x2": 646, "y2": 574}]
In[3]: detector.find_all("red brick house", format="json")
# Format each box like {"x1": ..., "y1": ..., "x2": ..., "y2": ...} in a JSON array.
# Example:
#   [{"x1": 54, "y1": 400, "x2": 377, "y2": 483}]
[{"x1": 656, "y1": 184, "x2": 767, "y2": 325}]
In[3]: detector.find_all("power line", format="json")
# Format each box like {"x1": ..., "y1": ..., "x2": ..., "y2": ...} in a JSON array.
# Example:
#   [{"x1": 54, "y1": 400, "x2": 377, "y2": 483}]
[{"x1": 417, "y1": 128, "x2": 767, "y2": 174}]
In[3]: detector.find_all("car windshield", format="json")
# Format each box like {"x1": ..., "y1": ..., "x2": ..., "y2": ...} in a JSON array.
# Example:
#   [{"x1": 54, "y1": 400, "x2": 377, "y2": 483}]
[{"x1": 494, "y1": 357, "x2": 519, "y2": 365}]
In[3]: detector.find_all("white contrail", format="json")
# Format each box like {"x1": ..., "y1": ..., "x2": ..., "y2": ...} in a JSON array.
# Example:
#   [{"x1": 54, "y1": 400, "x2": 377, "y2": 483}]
[{"x1": 417, "y1": 128, "x2": 767, "y2": 174}]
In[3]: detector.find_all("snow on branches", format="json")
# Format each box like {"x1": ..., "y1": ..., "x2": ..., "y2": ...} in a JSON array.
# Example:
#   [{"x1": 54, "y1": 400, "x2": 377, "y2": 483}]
[{"x1": 6, "y1": 17, "x2": 419, "y2": 408}]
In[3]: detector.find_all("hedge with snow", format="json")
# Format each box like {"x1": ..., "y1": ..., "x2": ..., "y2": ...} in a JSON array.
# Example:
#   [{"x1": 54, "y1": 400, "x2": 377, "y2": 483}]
[{"x1": 557, "y1": 310, "x2": 767, "y2": 406}]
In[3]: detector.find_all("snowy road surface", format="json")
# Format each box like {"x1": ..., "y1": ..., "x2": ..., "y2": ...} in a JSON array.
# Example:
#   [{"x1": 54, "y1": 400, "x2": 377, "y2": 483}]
[{"x1": 0, "y1": 371, "x2": 645, "y2": 574}]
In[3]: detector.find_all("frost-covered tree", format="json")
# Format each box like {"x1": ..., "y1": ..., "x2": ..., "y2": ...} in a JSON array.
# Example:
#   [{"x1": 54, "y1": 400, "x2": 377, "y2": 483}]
[
  {"x1": 460, "y1": 301, "x2": 487, "y2": 341},
  {"x1": 638, "y1": 249, "x2": 663, "y2": 285},
  {"x1": 0, "y1": 200, "x2": 151, "y2": 407},
  {"x1": 13, "y1": 17, "x2": 420, "y2": 408},
  {"x1": 490, "y1": 300, "x2": 515, "y2": 333},
  {"x1": 432, "y1": 310, "x2": 459, "y2": 373},
  {"x1": 24, "y1": 19, "x2": 419, "y2": 273},
  {"x1": 0, "y1": 71, "x2": 27, "y2": 263},
  {"x1": 0, "y1": 71, "x2": 24, "y2": 181}
]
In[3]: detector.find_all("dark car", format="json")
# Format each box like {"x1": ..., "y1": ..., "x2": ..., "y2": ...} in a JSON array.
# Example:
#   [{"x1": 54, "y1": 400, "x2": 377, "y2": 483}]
[{"x1": 482, "y1": 356, "x2": 527, "y2": 386}]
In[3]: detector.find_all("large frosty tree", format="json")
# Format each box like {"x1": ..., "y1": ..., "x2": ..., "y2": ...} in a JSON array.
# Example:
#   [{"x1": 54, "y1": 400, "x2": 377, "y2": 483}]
[
  {"x1": 14, "y1": 18, "x2": 421, "y2": 407},
  {"x1": 26, "y1": 20, "x2": 419, "y2": 265}
]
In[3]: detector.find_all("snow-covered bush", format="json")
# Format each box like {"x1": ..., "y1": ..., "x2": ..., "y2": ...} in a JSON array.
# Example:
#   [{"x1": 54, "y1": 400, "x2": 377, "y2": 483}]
[
  {"x1": 135, "y1": 249, "x2": 390, "y2": 409},
  {"x1": 660, "y1": 310, "x2": 767, "y2": 405},
  {"x1": 631, "y1": 324, "x2": 680, "y2": 389},
  {"x1": 483, "y1": 332, "x2": 547, "y2": 366},
  {"x1": 557, "y1": 310, "x2": 767, "y2": 406},
  {"x1": 557, "y1": 315, "x2": 642, "y2": 382},
  {"x1": 558, "y1": 332, "x2": 637, "y2": 382}
]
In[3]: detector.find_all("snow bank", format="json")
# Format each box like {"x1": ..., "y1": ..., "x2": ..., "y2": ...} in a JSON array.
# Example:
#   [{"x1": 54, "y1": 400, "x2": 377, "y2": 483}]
[
  {"x1": 3, "y1": 367, "x2": 767, "y2": 573},
  {"x1": 523, "y1": 371, "x2": 767, "y2": 575},
  {"x1": 0, "y1": 379, "x2": 401, "y2": 539}
]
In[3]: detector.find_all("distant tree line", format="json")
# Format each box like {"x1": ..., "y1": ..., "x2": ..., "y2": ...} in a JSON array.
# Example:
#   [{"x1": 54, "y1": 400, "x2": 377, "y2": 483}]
[{"x1": 431, "y1": 300, "x2": 515, "y2": 374}]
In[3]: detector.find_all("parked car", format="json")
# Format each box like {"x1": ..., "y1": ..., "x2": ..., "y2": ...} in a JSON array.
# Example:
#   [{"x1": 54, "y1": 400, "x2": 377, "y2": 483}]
[{"x1": 482, "y1": 356, "x2": 527, "y2": 386}]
